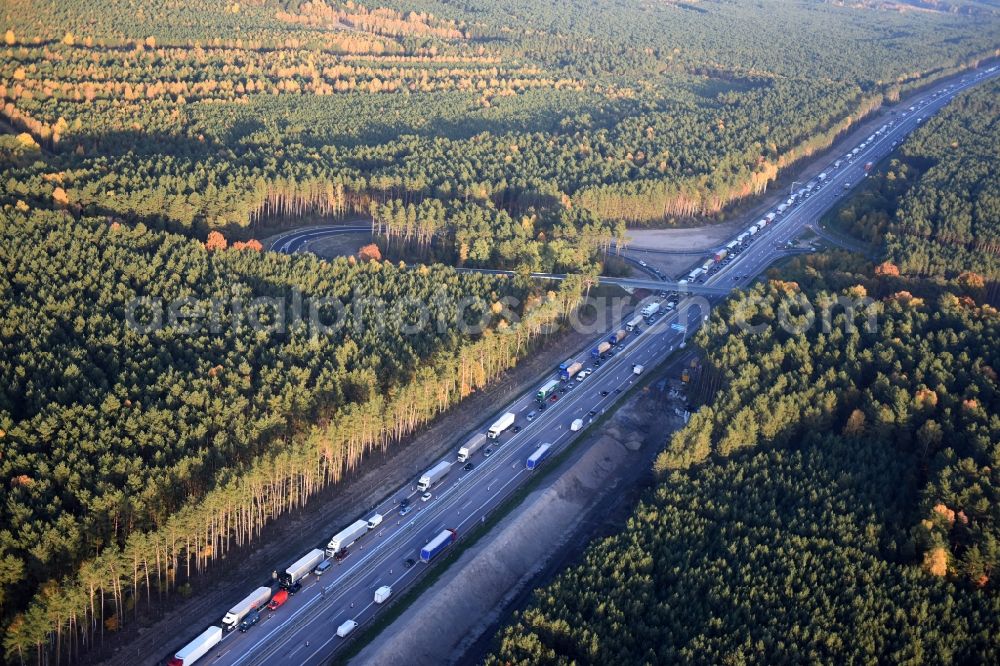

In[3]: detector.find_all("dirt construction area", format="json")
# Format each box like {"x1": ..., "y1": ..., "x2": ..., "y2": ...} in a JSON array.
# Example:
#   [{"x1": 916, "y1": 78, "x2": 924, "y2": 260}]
[{"x1": 350, "y1": 359, "x2": 693, "y2": 666}]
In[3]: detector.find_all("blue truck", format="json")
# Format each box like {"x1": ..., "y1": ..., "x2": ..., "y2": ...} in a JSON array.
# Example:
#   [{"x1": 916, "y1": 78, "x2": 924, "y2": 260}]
[
  {"x1": 526, "y1": 443, "x2": 552, "y2": 470},
  {"x1": 420, "y1": 529, "x2": 457, "y2": 563}
]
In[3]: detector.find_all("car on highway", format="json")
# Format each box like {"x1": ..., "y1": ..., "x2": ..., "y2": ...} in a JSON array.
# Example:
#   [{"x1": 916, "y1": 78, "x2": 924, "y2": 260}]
[
  {"x1": 483, "y1": 448, "x2": 493, "y2": 458},
  {"x1": 537, "y1": 403, "x2": 547, "y2": 411},
  {"x1": 600, "y1": 390, "x2": 609, "y2": 397},
  {"x1": 287, "y1": 581, "x2": 303, "y2": 595},
  {"x1": 404, "y1": 558, "x2": 416, "y2": 569},
  {"x1": 639, "y1": 260, "x2": 647, "y2": 267},
  {"x1": 512, "y1": 426, "x2": 522, "y2": 433},
  {"x1": 526, "y1": 411, "x2": 537, "y2": 421},
  {"x1": 267, "y1": 589, "x2": 288, "y2": 610},
  {"x1": 588, "y1": 410, "x2": 598, "y2": 418},
  {"x1": 399, "y1": 505, "x2": 412, "y2": 516},
  {"x1": 239, "y1": 610, "x2": 260, "y2": 633},
  {"x1": 550, "y1": 394, "x2": 559, "y2": 402},
  {"x1": 421, "y1": 492, "x2": 432, "y2": 502},
  {"x1": 333, "y1": 548, "x2": 349, "y2": 563},
  {"x1": 314, "y1": 560, "x2": 333, "y2": 576},
  {"x1": 463, "y1": 462, "x2": 475, "y2": 471}
]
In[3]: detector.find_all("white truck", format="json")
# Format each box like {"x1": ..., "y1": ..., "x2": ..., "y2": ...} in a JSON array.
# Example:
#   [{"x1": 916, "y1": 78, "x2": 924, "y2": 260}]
[
  {"x1": 457, "y1": 433, "x2": 488, "y2": 462},
  {"x1": 641, "y1": 302, "x2": 661, "y2": 318},
  {"x1": 367, "y1": 513, "x2": 383, "y2": 529},
  {"x1": 326, "y1": 520, "x2": 369, "y2": 556},
  {"x1": 418, "y1": 460, "x2": 453, "y2": 490},
  {"x1": 625, "y1": 315, "x2": 643, "y2": 332},
  {"x1": 169, "y1": 626, "x2": 223, "y2": 666},
  {"x1": 337, "y1": 620, "x2": 358, "y2": 638},
  {"x1": 279, "y1": 549, "x2": 324, "y2": 588},
  {"x1": 374, "y1": 586, "x2": 392, "y2": 604},
  {"x1": 222, "y1": 588, "x2": 272, "y2": 632},
  {"x1": 818, "y1": 172, "x2": 828, "y2": 182},
  {"x1": 487, "y1": 412, "x2": 516, "y2": 439},
  {"x1": 570, "y1": 418, "x2": 583, "y2": 432},
  {"x1": 633, "y1": 364, "x2": 644, "y2": 375},
  {"x1": 777, "y1": 203, "x2": 788, "y2": 214}
]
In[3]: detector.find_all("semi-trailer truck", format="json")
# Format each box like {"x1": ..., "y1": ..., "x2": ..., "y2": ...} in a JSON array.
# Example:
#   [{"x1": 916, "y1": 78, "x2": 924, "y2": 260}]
[
  {"x1": 169, "y1": 626, "x2": 223, "y2": 666},
  {"x1": 737, "y1": 232, "x2": 750, "y2": 244},
  {"x1": 418, "y1": 460, "x2": 453, "y2": 490},
  {"x1": 559, "y1": 361, "x2": 583, "y2": 381},
  {"x1": 625, "y1": 316, "x2": 643, "y2": 332},
  {"x1": 222, "y1": 588, "x2": 272, "y2": 631},
  {"x1": 526, "y1": 443, "x2": 552, "y2": 470},
  {"x1": 641, "y1": 302, "x2": 660, "y2": 318},
  {"x1": 591, "y1": 341, "x2": 611, "y2": 359},
  {"x1": 420, "y1": 528, "x2": 457, "y2": 562},
  {"x1": 557, "y1": 358, "x2": 574, "y2": 372},
  {"x1": 457, "y1": 433, "x2": 488, "y2": 462},
  {"x1": 713, "y1": 248, "x2": 728, "y2": 262},
  {"x1": 487, "y1": 412, "x2": 516, "y2": 439},
  {"x1": 326, "y1": 520, "x2": 368, "y2": 556},
  {"x1": 279, "y1": 549, "x2": 324, "y2": 589},
  {"x1": 701, "y1": 259, "x2": 715, "y2": 272},
  {"x1": 536, "y1": 379, "x2": 560, "y2": 402},
  {"x1": 608, "y1": 330, "x2": 627, "y2": 346}
]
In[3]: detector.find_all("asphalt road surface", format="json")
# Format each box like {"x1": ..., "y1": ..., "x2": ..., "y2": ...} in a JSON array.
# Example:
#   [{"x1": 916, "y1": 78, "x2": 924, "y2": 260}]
[{"x1": 168, "y1": 65, "x2": 999, "y2": 666}]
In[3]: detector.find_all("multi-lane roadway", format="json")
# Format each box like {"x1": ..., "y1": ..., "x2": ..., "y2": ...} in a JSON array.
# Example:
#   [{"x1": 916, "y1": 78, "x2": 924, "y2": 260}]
[{"x1": 171, "y1": 64, "x2": 999, "y2": 666}]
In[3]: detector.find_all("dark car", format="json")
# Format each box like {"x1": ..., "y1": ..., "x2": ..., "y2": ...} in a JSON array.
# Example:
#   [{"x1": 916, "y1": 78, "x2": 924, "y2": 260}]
[
  {"x1": 538, "y1": 403, "x2": 547, "y2": 411},
  {"x1": 559, "y1": 386, "x2": 567, "y2": 394},
  {"x1": 588, "y1": 410, "x2": 598, "y2": 417},
  {"x1": 287, "y1": 581, "x2": 303, "y2": 595},
  {"x1": 404, "y1": 558, "x2": 416, "y2": 569},
  {"x1": 239, "y1": 610, "x2": 260, "y2": 632},
  {"x1": 333, "y1": 548, "x2": 350, "y2": 562},
  {"x1": 512, "y1": 426, "x2": 522, "y2": 433},
  {"x1": 483, "y1": 448, "x2": 493, "y2": 458},
  {"x1": 400, "y1": 497, "x2": 410, "y2": 508},
  {"x1": 463, "y1": 462, "x2": 474, "y2": 471},
  {"x1": 600, "y1": 391, "x2": 609, "y2": 397},
  {"x1": 614, "y1": 388, "x2": 622, "y2": 394}
]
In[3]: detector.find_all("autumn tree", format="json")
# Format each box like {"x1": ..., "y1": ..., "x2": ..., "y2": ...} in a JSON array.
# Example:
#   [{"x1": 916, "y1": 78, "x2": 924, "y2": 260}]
[
  {"x1": 205, "y1": 230, "x2": 227, "y2": 251},
  {"x1": 358, "y1": 242, "x2": 382, "y2": 262}
]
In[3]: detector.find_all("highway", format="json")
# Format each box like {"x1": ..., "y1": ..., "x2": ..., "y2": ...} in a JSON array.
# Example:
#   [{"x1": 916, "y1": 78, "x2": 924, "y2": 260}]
[{"x1": 169, "y1": 65, "x2": 999, "y2": 666}]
